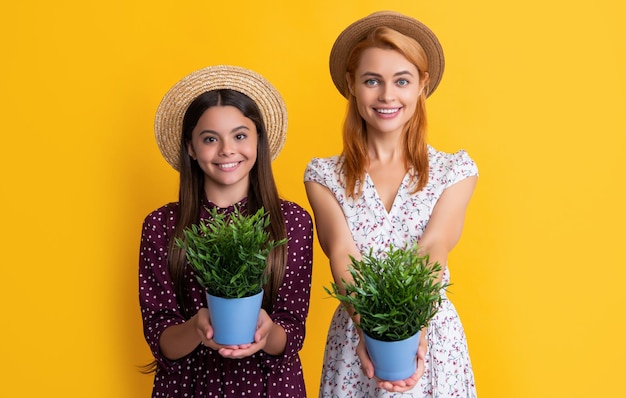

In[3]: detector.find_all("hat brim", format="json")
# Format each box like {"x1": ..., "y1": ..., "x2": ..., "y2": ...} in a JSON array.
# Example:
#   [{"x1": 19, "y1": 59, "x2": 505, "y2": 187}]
[
  {"x1": 154, "y1": 65, "x2": 287, "y2": 171},
  {"x1": 329, "y1": 11, "x2": 445, "y2": 98}
]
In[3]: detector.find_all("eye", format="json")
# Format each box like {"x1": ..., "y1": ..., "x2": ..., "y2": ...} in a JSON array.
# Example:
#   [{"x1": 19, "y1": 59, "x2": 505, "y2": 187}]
[
  {"x1": 397, "y1": 78, "x2": 410, "y2": 87},
  {"x1": 202, "y1": 136, "x2": 217, "y2": 144},
  {"x1": 364, "y1": 78, "x2": 379, "y2": 87},
  {"x1": 234, "y1": 133, "x2": 247, "y2": 141}
]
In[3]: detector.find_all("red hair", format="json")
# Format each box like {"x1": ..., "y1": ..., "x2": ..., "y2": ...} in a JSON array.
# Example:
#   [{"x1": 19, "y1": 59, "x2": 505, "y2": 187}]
[{"x1": 341, "y1": 26, "x2": 431, "y2": 197}]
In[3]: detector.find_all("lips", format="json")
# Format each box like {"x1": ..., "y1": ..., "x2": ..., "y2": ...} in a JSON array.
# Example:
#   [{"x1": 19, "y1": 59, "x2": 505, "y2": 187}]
[
  {"x1": 375, "y1": 108, "x2": 400, "y2": 114},
  {"x1": 216, "y1": 161, "x2": 240, "y2": 170}
]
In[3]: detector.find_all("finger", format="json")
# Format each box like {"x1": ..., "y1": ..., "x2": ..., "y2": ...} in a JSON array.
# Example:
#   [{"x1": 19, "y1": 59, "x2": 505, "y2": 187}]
[
  {"x1": 358, "y1": 353, "x2": 375, "y2": 378},
  {"x1": 415, "y1": 357, "x2": 425, "y2": 380}
]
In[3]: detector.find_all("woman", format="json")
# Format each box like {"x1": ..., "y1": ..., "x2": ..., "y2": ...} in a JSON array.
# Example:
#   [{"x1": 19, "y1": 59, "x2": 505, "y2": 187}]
[
  {"x1": 140, "y1": 65, "x2": 313, "y2": 397},
  {"x1": 305, "y1": 11, "x2": 478, "y2": 397}
]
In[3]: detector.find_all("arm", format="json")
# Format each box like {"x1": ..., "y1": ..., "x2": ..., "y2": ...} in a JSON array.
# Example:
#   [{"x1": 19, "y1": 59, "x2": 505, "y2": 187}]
[
  {"x1": 159, "y1": 309, "x2": 208, "y2": 359},
  {"x1": 304, "y1": 181, "x2": 361, "y2": 291},
  {"x1": 308, "y1": 179, "x2": 456, "y2": 392},
  {"x1": 140, "y1": 206, "x2": 239, "y2": 362},
  {"x1": 378, "y1": 175, "x2": 477, "y2": 391},
  {"x1": 306, "y1": 181, "x2": 424, "y2": 391},
  {"x1": 139, "y1": 206, "x2": 195, "y2": 368},
  {"x1": 418, "y1": 175, "x2": 478, "y2": 280},
  {"x1": 267, "y1": 204, "x2": 314, "y2": 357},
  {"x1": 160, "y1": 305, "x2": 286, "y2": 360},
  {"x1": 208, "y1": 308, "x2": 286, "y2": 359}
]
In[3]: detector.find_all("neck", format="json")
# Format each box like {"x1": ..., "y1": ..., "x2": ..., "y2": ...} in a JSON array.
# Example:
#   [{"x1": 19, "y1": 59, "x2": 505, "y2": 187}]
[{"x1": 203, "y1": 181, "x2": 249, "y2": 208}]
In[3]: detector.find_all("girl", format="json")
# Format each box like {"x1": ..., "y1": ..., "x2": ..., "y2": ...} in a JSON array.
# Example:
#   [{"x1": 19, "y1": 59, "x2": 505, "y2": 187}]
[
  {"x1": 140, "y1": 65, "x2": 313, "y2": 397},
  {"x1": 305, "y1": 11, "x2": 478, "y2": 397}
]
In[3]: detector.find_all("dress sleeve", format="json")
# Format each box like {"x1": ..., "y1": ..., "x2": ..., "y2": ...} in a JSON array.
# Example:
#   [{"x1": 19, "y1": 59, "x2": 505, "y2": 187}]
[
  {"x1": 138, "y1": 205, "x2": 186, "y2": 373},
  {"x1": 304, "y1": 156, "x2": 343, "y2": 189},
  {"x1": 442, "y1": 150, "x2": 479, "y2": 189},
  {"x1": 260, "y1": 201, "x2": 314, "y2": 370},
  {"x1": 304, "y1": 157, "x2": 324, "y2": 185}
]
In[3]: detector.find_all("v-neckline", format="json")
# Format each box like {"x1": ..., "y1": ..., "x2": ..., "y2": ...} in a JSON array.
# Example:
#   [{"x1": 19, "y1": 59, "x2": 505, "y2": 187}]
[{"x1": 364, "y1": 172, "x2": 409, "y2": 215}]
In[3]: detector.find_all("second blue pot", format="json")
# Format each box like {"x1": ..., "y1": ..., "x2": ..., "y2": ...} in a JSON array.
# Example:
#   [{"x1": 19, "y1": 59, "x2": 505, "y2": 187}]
[{"x1": 363, "y1": 330, "x2": 421, "y2": 381}]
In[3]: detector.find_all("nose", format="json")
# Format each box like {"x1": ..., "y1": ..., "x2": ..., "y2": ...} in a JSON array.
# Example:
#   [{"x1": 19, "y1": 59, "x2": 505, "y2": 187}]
[
  {"x1": 377, "y1": 84, "x2": 395, "y2": 102},
  {"x1": 219, "y1": 140, "x2": 235, "y2": 156}
]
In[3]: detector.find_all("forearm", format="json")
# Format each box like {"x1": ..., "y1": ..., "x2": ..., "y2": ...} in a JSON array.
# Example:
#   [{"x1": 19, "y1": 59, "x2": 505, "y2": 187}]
[
  {"x1": 417, "y1": 244, "x2": 448, "y2": 283},
  {"x1": 263, "y1": 322, "x2": 287, "y2": 356},
  {"x1": 417, "y1": 175, "x2": 478, "y2": 283},
  {"x1": 159, "y1": 314, "x2": 201, "y2": 360}
]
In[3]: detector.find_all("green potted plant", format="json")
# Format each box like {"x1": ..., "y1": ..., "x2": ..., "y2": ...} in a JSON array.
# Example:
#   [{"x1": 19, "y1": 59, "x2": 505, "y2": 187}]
[
  {"x1": 325, "y1": 243, "x2": 448, "y2": 380},
  {"x1": 176, "y1": 205, "x2": 287, "y2": 345}
]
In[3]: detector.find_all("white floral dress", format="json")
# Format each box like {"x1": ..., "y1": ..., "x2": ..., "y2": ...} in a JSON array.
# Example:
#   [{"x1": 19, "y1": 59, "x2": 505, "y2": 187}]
[{"x1": 304, "y1": 146, "x2": 478, "y2": 397}]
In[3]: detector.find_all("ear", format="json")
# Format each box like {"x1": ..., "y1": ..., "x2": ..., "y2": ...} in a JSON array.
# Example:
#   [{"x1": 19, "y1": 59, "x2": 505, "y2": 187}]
[
  {"x1": 420, "y1": 71, "x2": 430, "y2": 95},
  {"x1": 187, "y1": 141, "x2": 197, "y2": 160},
  {"x1": 345, "y1": 72, "x2": 355, "y2": 96}
]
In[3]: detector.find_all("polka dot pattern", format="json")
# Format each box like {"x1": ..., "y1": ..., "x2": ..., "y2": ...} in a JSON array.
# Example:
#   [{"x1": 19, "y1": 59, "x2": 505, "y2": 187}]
[{"x1": 139, "y1": 198, "x2": 313, "y2": 397}]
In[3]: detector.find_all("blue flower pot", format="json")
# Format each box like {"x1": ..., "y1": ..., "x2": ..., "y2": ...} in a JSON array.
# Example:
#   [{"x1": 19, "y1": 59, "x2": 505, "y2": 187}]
[
  {"x1": 206, "y1": 290, "x2": 263, "y2": 345},
  {"x1": 363, "y1": 330, "x2": 421, "y2": 381}
]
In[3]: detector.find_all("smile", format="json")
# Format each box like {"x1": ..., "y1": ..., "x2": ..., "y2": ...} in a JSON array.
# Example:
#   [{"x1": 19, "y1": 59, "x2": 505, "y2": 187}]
[
  {"x1": 375, "y1": 108, "x2": 400, "y2": 114},
  {"x1": 216, "y1": 162, "x2": 240, "y2": 170}
]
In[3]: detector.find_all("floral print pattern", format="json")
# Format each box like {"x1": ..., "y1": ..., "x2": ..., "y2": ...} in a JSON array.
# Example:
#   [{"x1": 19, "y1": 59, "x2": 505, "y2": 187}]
[{"x1": 304, "y1": 146, "x2": 478, "y2": 397}]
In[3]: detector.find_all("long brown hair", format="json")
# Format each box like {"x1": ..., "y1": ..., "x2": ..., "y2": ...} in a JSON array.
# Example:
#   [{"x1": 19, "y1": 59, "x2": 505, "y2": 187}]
[
  {"x1": 341, "y1": 26, "x2": 431, "y2": 197},
  {"x1": 141, "y1": 90, "x2": 287, "y2": 375},
  {"x1": 170, "y1": 89, "x2": 287, "y2": 316}
]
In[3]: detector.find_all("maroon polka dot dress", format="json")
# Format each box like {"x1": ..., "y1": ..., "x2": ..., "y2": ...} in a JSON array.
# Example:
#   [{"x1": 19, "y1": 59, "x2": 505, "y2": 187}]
[{"x1": 139, "y1": 198, "x2": 313, "y2": 397}]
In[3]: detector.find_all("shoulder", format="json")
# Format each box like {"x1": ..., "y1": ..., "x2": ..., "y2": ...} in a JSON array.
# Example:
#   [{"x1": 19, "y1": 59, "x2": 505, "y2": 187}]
[
  {"x1": 306, "y1": 155, "x2": 342, "y2": 167},
  {"x1": 428, "y1": 145, "x2": 479, "y2": 176},
  {"x1": 304, "y1": 156, "x2": 342, "y2": 178},
  {"x1": 280, "y1": 200, "x2": 313, "y2": 239},
  {"x1": 280, "y1": 200, "x2": 313, "y2": 224},
  {"x1": 142, "y1": 202, "x2": 179, "y2": 230},
  {"x1": 305, "y1": 156, "x2": 343, "y2": 172}
]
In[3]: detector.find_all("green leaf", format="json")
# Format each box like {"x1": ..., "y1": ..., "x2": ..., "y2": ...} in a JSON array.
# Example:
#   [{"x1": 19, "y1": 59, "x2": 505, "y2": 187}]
[
  {"x1": 176, "y1": 205, "x2": 287, "y2": 298},
  {"x1": 324, "y1": 243, "x2": 450, "y2": 341}
]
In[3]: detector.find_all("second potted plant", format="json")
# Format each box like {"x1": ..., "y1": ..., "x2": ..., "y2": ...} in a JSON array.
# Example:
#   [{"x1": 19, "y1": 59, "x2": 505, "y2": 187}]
[
  {"x1": 325, "y1": 243, "x2": 448, "y2": 380},
  {"x1": 176, "y1": 205, "x2": 287, "y2": 345}
]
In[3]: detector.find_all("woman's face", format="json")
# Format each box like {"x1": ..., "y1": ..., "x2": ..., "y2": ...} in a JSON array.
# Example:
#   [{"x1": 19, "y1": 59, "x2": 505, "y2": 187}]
[
  {"x1": 348, "y1": 47, "x2": 425, "y2": 137},
  {"x1": 187, "y1": 105, "x2": 258, "y2": 198}
]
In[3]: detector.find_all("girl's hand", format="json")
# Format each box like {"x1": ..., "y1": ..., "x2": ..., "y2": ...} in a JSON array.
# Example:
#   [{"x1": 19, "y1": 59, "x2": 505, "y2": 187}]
[
  {"x1": 215, "y1": 309, "x2": 274, "y2": 359},
  {"x1": 195, "y1": 307, "x2": 250, "y2": 352}
]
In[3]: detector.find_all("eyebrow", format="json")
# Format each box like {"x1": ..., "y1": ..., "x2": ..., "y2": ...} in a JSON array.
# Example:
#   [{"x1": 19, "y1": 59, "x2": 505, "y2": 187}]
[
  {"x1": 360, "y1": 70, "x2": 415, "y2": 79},
  {"x1": 198, "y1": 125, "x2": 251, "y2": 135}
]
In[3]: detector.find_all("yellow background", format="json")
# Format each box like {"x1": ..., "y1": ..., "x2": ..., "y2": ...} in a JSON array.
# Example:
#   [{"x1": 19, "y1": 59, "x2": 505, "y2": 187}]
[{"x1": 1, "y1": 0, "x2": 624, "y2": 396}]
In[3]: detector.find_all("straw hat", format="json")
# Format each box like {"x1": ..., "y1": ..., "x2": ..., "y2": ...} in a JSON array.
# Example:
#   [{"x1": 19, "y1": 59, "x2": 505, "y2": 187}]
[
  {"x1": 329, "y1": 11, "x2": 445, "y2": 98},
  {"x1": 154, "y1": 65, "x2": 287, "y2": 170}
]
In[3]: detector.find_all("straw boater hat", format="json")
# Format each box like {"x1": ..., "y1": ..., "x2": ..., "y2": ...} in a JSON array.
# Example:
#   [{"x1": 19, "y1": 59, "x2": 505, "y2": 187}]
[
  {"x1": 154, "y1": 65, "x2": 288, "y2": 170},
  {"x1": 329, "y1": 11, "x2": 445, "y2": 98}
]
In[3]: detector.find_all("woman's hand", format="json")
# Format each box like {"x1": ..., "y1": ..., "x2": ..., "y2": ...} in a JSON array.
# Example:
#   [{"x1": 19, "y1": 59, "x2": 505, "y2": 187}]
[
  {"x1": 356, "y1": 335, "x2": 375, "y2": 378},
  {"x1": 360, "y1": 328, "x2": 428, "y2": 393}
]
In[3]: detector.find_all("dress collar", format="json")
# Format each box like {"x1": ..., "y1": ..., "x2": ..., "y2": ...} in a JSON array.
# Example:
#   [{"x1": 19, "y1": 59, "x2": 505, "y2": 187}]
[{"x1": 201, "y1": 196, "x2": 248, "y2": 214}]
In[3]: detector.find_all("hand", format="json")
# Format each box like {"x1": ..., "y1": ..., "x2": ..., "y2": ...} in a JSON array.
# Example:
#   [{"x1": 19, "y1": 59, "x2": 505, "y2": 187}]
[
  {"x1": 359, "y1": 328, "x2": 428, "y2": 393},
  {"x1": 214, "y1": 309, "x2": 274, "y2": 359},
  {"x1": 194, "y1": 307, "x2": 248, "y2": 352},
  {"x1": 356, "y1": 335, "x2": 375, "y2": 378}
]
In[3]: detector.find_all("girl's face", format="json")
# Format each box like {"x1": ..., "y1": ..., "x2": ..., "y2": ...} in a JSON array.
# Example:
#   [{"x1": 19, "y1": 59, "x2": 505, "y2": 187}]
[
  {"x1": 187, "y1": 105, "x2": 258, "y2": 199},
  {"x1": 348, "y1": 47, "x2": 425, "y2": 137}
]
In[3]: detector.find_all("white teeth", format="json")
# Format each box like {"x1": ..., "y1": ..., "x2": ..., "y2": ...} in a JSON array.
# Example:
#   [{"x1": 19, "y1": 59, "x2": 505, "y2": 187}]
[
  {"x1": 376, "y1": 108, "x2": 399, "y2": 114},
  {"x1": 218, "y1": 162, "x2": 238, "y2": 169}
]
